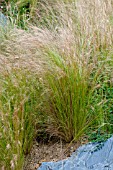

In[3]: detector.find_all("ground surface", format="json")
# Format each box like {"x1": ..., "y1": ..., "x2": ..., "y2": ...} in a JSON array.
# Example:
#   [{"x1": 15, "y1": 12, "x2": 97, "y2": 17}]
[{"x1": 23, "y1": 138, "x2": 87, "y2": 170}]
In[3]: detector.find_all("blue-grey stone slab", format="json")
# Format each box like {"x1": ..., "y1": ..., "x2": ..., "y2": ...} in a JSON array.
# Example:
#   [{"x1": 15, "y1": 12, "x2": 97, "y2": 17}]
[
  {"x1": 0, "y1": 12, "x2": 7, "y2": 27},
  {"x1": 37, "y1": 136, "x2": 113, "y2": 170}
]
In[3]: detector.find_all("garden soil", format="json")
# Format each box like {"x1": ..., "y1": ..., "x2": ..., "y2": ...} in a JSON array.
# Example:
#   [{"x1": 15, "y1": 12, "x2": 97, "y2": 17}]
[{"x1": 23, "y1": 138, "x2": 88, "y2": 170}]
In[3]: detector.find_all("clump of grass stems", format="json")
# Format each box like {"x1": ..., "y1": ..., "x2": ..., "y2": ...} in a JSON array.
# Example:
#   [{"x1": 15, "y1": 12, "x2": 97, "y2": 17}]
[
  {"x1": 0, "y1": 68, "x2": 41, "y2": 170},
  {"x1": 41, "y1": 50, "x2": 107, "y2": 142},
  {"x1": 35, "y1": 0, "x2": 113, "y2": 142},
  {"x1": 1, "y1": 0, "x2": 37, "y2": 28}
]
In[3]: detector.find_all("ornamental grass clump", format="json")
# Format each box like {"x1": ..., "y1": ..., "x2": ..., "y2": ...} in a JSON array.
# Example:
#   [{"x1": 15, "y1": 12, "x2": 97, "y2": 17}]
[
  {"x1": 0, "y1": 69, "x2": 41, "y2": 170},
  {"x1": 42, "y1": 50, "x2": 102, "y2": 142},
  {"x1": 35, "y1": 0, "x2": 113, "y2": 142}
]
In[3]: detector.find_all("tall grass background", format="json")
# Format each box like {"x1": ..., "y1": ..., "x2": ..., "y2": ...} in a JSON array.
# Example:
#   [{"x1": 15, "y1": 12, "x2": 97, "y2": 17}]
[{"x1": 0, "y1": 0, "x2": 113, "y2": 169}]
